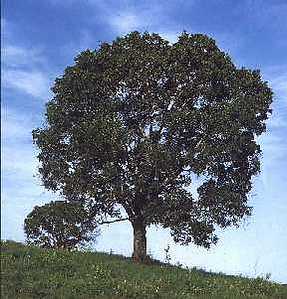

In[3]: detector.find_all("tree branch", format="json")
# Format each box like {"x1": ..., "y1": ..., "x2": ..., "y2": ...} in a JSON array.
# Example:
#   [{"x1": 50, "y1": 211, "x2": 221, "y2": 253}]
[{"x1": 98, "y1": 217, "x2": 130, "y2": 225}]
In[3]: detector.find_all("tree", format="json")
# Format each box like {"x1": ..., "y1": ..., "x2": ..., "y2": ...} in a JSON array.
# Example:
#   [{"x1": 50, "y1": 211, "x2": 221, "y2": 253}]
[
  {"x1": 32, "y1": 31, "x2": 273, "y2": 261},
  {"x1": 24, "y1": 201, "x2": 99, "y2": 250}
]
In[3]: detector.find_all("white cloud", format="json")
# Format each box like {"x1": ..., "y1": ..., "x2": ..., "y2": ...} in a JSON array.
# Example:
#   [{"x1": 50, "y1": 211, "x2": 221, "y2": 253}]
[
  {"x1": 3, "y1": 69, "x2": 50, "y2": 99},
  {"x1": 261, "y1": 67, "x2": 287, "y2": 129},
  {"x1": 2, "y1": 146, "x2": 37, "y2": 184},
  {"x1": 1, "y1": 44, "x2": 51, "y2": 99},
  {"x1": 103, "y1": 9, "x2": 181, "y2": 45},
  {"x1": 1, "y1": 18, "x2": 51, "y2": 100},
  {"x1": 108, "y1": 12, "x2": 180, "y2": 43},
  {"x1": 268, "y1": 113, "x2": 287, "y2": 129},
  {"x1": 2, "y1": 45, "x2": 45, "y2": 68},
  {"x1": 260, "y1": 134, "x2": 286, "y2": 162},
  {"x1": 270, "y1": 73, "x2": 287, "y2": 103},
  {"x1": 1, "y1": 19, "x2": 56, "y2": 244},
  {"x1": 109, "y1": 13, "x2": 140, "y2": 33},
  {"x1": 59, "y1": 29, "x2": 96, "y2": 62},
  {"x1": 1, "y1": 106, "x2": 53, "y2": 242},
  {"x1": 95, "y1": 1, "x2": 183, "y2": 40},
  {"x1": 1, "y1": 108, "x2": 37, "y2": 181},
  {"x1": 46, "y1": 1, "x2": 183, "y2": 44},
  {"x1": 1, "y1": 107, "x2": 34, "y2": 150},
  {"x1": 264, "y1": 66, "x2": 287, "y2": 101}
]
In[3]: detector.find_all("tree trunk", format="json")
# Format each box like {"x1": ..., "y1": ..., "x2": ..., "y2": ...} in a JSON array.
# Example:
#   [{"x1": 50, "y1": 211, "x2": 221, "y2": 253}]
[{"x1": 132, "y1": 220, "x2": 147, "y2": 262}]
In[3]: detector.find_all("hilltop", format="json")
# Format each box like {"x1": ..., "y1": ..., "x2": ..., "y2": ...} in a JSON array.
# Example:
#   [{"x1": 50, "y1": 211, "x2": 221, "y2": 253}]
[{"x1": 1, "y1": 240, "x2": 286, "y2": 298}]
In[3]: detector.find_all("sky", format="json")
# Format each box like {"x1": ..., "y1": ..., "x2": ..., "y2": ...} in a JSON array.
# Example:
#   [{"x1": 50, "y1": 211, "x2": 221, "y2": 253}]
[{"x1": 1, "y1": 0, "x2": 287, "y2": 283}]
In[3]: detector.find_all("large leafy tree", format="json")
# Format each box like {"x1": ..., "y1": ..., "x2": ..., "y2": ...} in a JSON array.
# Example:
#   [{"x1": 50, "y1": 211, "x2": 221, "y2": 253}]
[{"x1": 33, "y1": 31, "x2": 272, "y2": 261}]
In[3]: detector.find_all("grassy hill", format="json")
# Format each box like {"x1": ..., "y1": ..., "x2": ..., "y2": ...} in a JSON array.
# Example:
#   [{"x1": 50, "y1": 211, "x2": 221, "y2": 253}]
[{"x1": 1, "y1": 240, "x2": 286, "y2": 298}]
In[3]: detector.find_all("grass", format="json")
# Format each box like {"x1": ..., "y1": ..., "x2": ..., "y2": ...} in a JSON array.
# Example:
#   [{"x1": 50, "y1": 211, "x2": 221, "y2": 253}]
[{"x1": 1, "y1": 240, "x2": 286, "y2": 299}]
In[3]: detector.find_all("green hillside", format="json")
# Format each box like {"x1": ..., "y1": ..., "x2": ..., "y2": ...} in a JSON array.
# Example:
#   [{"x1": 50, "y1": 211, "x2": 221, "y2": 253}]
[{"x1": 1, "y1": 240, "x2": 286, "y2": 298}]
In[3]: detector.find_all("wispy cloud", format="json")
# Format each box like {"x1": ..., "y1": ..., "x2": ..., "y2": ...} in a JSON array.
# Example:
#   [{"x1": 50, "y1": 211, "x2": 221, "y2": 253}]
[
  {"x1": 1, "y1": 105, "x2": 38, "y2": 183},
  {"x1": 92, "y1": 1, "x2": 184, "y2": 43},
  {"x1": 260, "y1": 65, "x2": 287, "y2": 129},
  {"x1": 45, "y1": 1, "x2": 187, "y2": 44},
  {"x1": 1, "y1": 19, "x2": 51, "y2": 100},
  {"x1": 2, "y1": 45, "x2": 45, "y2": 68},
  {"x1": 1, "y1": 106, "x2": 53, "y2": 242},
  {"x1": 109, "y1": 13, "x2": 141, "y2": 33},
  {"x1": 1, "y1": 109, "x2": 52, "y2": 241},
  {"x1": 256, "y1": 67, "x2": 287, "y2": 200},
  {"x1": 3, "y1": 69, "x2": 50, "y2": 99},
  {"x1": 59, "y1": 29, "x2": 97, "y2": 62},
  {"x1": 108, "y1": 11, "x2": 181, "y2": 43},
  {"x1": 270, "y1": 73, "x2": 287, "y2": 103},
  {"x1": 1, "y1": 19, "x2": 54, "y2": 241}
]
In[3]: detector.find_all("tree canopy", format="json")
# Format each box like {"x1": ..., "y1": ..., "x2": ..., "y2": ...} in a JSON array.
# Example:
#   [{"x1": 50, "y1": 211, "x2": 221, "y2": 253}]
[{"x1": 32, "y1": 31, "x2": 273, "y2": 260}]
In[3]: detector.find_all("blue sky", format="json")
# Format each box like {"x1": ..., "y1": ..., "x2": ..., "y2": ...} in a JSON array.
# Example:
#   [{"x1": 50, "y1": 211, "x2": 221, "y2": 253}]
[{"x1": 1, "y1": 0, "x2": 287, "y2": 283}]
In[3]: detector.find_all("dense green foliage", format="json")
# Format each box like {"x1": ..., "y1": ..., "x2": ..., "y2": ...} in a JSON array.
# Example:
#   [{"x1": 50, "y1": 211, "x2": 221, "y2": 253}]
[
  {"x1": 24, "y1": 201, "x2": 99, "y2": 250},
  {"x1": 32, "y1": 31, "x2": 273, "y2": 259},
  {"x1": 1, "y1": 241, "x2": 286, "y2": 299}
]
